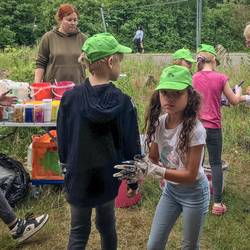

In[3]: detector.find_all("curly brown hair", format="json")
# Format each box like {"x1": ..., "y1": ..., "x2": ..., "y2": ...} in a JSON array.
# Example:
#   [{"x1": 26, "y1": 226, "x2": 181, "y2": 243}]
[{"x1": 143, "y1": 87, "x2": 201, "y2": 162}]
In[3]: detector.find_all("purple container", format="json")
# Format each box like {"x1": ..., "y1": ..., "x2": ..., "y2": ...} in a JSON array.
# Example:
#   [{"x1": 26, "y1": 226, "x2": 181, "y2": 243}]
[{"x1": 34, "y1": 105, "x2": 44, "y2": 123}]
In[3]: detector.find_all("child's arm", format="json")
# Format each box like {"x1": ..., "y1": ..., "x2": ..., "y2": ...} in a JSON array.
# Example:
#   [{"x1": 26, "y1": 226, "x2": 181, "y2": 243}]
[
  {"x1": 162, "y1": 145, "x2": 204, "y2": 183},
  {"x1": 149, "y1": 143, "x2": 203, "y2": 183},
  {"x1": 223, "y1": 81, "x2": 242, "y2": 105},
  {"x1": 114, "y1": 144, "x2": 204, "y2": 184},
  {"x1": 239, "y1": 95, "x2": 250, "y2": 103},
  {"x1": 148, "y1": 142, "x2": 160, "y2": 164}
]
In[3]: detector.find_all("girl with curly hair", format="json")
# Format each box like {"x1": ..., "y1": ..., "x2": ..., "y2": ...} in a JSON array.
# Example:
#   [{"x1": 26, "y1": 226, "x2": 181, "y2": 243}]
[{"x1": 141, "y1": 65, "x2": 210, "y2": 249}]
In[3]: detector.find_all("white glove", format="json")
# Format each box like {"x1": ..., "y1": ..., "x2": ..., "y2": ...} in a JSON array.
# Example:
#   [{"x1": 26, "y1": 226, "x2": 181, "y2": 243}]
[
  {"x1": 113, "y1": 155, "x2": 166, "y2": 181},
  {"x1": 147, "y1": 162, "x2": 166, "y2": 179},
  {"x1": 245, "y1": 95, "x2": 250, "y2": 103}
]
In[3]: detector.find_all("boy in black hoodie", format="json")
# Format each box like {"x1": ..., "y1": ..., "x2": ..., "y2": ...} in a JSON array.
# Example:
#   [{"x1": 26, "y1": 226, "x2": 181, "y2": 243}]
[{"x1": 57, "y1": 33, "x2": 141, "y2": 250}]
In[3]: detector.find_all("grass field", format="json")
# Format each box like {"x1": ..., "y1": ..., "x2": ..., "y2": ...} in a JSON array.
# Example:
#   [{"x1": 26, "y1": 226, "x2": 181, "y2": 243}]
[{"x1": 0, "y1": 49, "x2": 250, "y2": 249}]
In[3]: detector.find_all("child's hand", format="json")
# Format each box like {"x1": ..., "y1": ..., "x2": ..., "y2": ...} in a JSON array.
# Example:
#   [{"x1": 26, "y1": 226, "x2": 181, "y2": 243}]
[
  {"x1": 0, "y1": 90, "x2": 17, "y2": 106},
  {"x1": 234, "y1": 85, "x2": 242, "y2": 95},
  {"x1": 127, "y1": 187, "x2": 137, "y2": 198}
]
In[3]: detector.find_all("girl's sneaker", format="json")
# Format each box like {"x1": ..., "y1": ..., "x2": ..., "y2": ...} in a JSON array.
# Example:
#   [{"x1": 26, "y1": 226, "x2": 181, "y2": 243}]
[
  {"x1": 212, "y1": 203, "x2": 227, "y2": 216},
  {"x1": 10, "y1": 213, "x2": 49, "y2": 243}
]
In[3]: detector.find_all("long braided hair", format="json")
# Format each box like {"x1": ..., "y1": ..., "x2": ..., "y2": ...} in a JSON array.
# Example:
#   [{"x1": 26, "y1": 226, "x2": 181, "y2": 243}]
[{"x1": 143, "y1": 87, "x2": 201, "y2": 162}]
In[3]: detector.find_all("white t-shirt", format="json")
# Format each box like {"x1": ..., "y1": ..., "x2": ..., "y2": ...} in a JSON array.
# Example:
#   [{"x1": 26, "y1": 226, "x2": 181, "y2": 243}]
[{"x1": 154, "y1": 113, "x2": 206, "y2": 184}]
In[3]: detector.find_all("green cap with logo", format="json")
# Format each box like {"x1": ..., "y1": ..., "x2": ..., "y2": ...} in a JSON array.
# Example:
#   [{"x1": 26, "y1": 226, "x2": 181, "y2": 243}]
[
  {"x1": 197, "y1": 43, "x2": 220, "y2": 65},
  {"x1": 82, "y1": 32, "x2": 132, "y2": 63},
  {"x1": 156, "y1": 65, "x2": 192, "y2": 91},
  {"x1": 172, "y1": 48, "x2": 196, "y2": 63}
]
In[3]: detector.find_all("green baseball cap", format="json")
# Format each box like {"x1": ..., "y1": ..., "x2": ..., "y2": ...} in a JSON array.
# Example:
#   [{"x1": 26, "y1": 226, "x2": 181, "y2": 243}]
[
  {"x1": 82, "y1": 33, "x2": 132, "y2": 63},
  {"x1": 197, "y1": 43, "x2": 220, "y2": 65},
  {"x1": 197, "y1": 43, "x2": 217, "y2": 56},
  {"x1": 156, "y1": 65, "x2": 192, "y2": 91},
  {"x1": 172, "y1": 48, "x2": 196, "y2": 63}
]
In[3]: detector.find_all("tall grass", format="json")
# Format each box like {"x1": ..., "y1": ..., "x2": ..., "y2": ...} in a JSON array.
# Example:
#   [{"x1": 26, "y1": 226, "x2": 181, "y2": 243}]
[{"x1": 0, "y1": 48, "x2": 250, "y2": 249}]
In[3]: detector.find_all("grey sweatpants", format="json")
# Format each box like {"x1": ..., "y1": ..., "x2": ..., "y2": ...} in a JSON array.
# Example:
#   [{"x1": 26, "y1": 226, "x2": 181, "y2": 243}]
[
  {"x1": 67, "y1": 199, "x2": 117, "y2": 250},
  {"x1": 0, "y1": 189, "x2": 16, "y2": 225}
]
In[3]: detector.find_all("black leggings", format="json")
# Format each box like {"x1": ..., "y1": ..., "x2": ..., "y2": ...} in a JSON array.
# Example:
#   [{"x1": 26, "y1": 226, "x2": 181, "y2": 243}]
[
  {"x1": 134, "y1": 39, "x2": 143, "y2": 53},
  {"x1": 205, "y1": 128, "x2": 223, "y2": 203}
]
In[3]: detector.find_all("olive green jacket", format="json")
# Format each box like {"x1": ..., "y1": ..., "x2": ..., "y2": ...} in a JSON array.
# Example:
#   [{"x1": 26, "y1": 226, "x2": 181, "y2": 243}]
[{"x1": 36, "y1": 29, "x2": 87, "y2": 84}]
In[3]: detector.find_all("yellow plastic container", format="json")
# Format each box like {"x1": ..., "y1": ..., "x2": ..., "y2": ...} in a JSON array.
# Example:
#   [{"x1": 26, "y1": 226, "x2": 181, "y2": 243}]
[{"x1": 51, "y1": 100, "x2": 60, "y2": 121}]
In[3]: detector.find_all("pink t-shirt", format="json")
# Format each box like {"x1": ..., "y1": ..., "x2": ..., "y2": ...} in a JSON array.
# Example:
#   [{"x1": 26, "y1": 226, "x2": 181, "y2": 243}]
[{"x1": 192, "y1": 71, "x2": 228, "y2": 128}]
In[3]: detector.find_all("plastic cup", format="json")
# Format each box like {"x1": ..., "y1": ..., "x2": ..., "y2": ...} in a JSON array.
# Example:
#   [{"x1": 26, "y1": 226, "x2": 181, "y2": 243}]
[{"x1": 42, "y1": 99, "x2": 52, "y2": 122}]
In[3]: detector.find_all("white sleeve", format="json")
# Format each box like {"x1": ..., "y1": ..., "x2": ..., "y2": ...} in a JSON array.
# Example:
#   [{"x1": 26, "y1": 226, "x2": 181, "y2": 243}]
[{"x1": 189, "y1": 121, "x2": 206, "y2": 147}]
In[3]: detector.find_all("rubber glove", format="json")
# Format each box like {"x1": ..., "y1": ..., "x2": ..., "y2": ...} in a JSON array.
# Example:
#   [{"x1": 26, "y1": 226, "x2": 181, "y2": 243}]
[
  {"x1": 245, "y1": 95, "x2": 250, "y2": 103},
  {"x1": 113, "y1": 155, "x2": 166, "y2": 181}
]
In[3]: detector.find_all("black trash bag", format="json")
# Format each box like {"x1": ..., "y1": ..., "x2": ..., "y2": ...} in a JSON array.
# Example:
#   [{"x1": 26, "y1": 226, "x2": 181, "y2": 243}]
[{"x1": 0, "y1": 153, "x2": 30, "y2": 207}]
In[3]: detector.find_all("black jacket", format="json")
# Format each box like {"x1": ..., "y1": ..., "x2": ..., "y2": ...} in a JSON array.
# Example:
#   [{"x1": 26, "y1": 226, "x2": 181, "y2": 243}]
[{"x1": 57, "y1": 78, "x2": 141, "y2": 207}]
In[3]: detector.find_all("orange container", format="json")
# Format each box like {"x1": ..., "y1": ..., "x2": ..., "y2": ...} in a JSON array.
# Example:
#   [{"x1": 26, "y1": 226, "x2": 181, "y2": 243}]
[
  {"x1": 32, "y1": 130, "x2": 63, "y2": 180},
  {"x1": 32, "y1": 82, "x2": 52, "y2": 101}
]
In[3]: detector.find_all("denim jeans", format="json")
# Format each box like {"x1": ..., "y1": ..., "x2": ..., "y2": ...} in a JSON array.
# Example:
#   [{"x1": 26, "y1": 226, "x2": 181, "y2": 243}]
[
  {"x1": 67, "y1": 199, "x2": 117, "y2": 250},
  {"x1": 147, "y1": 175, "x2": 210, "y2": 250},
  {"x1": 0, "y1": 189, "x2": 16, "y2": 225},
  {"x1": 205, "y1": 128, "x2": 223, "y2": 203}
]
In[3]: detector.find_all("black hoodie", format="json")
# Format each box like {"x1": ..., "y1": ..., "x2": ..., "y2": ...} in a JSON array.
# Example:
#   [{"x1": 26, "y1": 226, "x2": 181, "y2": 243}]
[{"x1": 57, "y1": 78, "x2": 141, "y2": 207}]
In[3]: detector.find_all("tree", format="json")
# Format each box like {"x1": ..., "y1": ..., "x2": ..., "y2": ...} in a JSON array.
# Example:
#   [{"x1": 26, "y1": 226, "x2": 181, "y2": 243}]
[{"x1": 0, "y1": 0, "x2": 250, "y2": 51}]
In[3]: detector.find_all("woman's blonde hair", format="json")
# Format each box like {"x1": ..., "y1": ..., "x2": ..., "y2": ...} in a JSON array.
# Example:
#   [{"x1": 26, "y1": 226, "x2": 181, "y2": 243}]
[{"x1": 196, "y1": 52, "x2": 216, "y2": 71}]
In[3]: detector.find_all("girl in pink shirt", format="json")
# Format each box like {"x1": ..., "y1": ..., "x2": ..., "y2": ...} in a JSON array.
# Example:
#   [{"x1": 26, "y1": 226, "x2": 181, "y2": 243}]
[{"x1": 192, "y1": 44, "x2": 249, "y2": 215}]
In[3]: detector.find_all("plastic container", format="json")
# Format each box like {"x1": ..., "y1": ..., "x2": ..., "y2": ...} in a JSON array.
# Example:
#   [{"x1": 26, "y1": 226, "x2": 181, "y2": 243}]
[
  {"x1": 34, "y1": 104, "x2": 44, "y2": 123},
  {"x1": 52, "y1": 81, "x2": 75, "y2": 100},
  {"x1": 51, "y1": 100, "x2": 60, "y2": 121},
  {"x1": 13, "y1": 104, "x2": 24, "y2": 123},
  {"x1": 3, "y1": 107, "x2": 9, "y2": 120},
  {"x1": 7, "y1": 107, "x2": 14, "y2": 122},
  {"x1": 115, "y1": 180, "x2": 141, "y2": 208},
  {"x1": 24, "y1": 104, "x2": 34, "y2": 123},
  {"x1": 32, "y1": 130, "x2": 63, "y2": 181},
  {"x1": 42, "y1": 99, "x2": 52, "y2": 122},
  {"x1": 31, "y1": 82, "x2": 52, "y2": 101}
]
